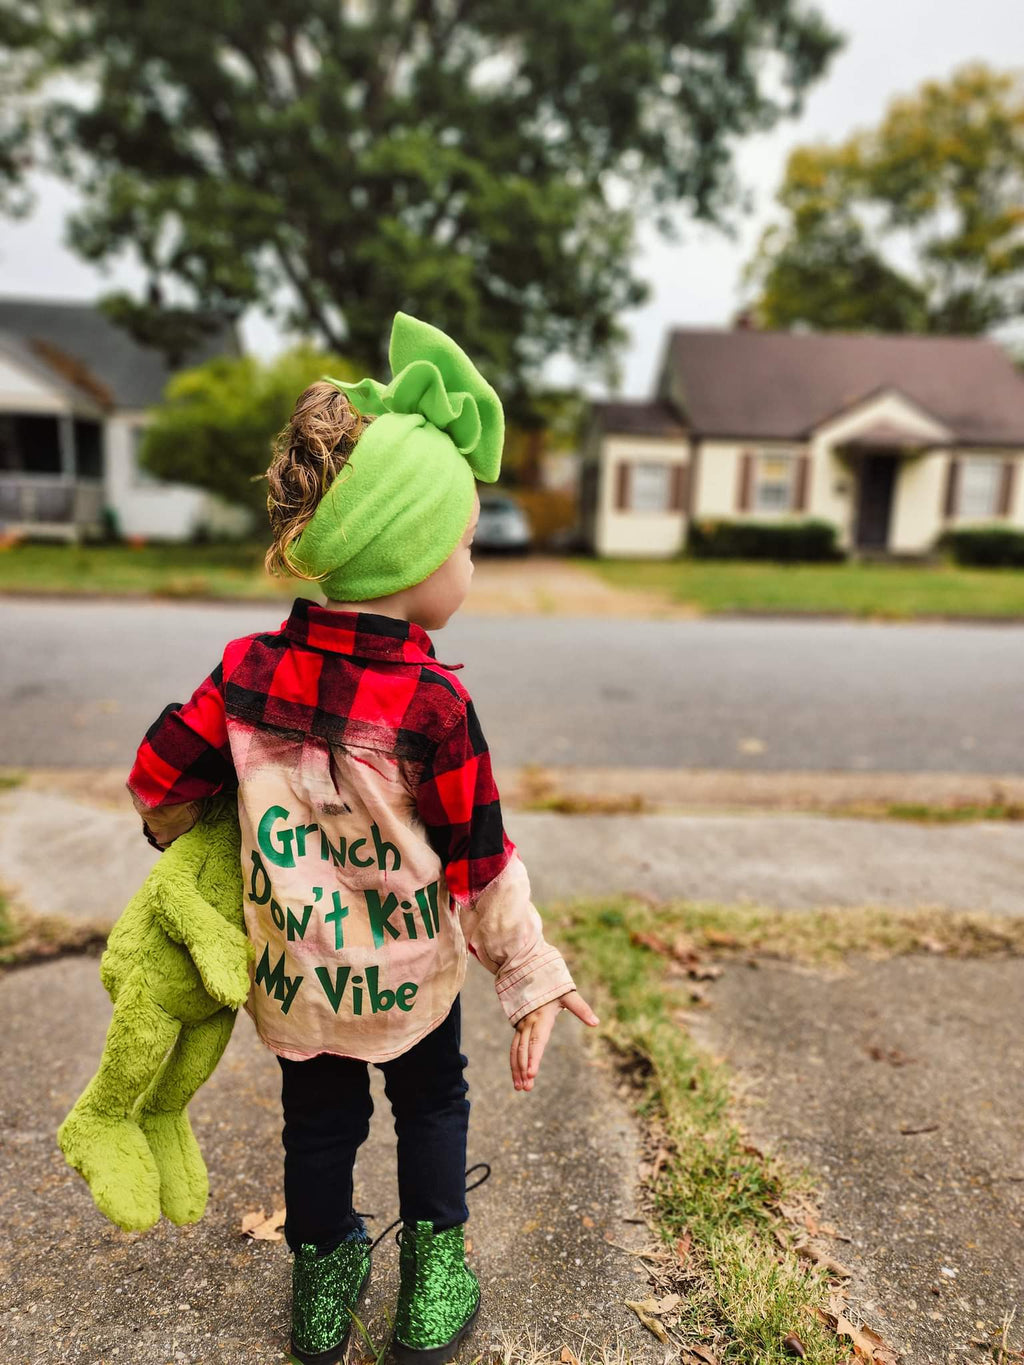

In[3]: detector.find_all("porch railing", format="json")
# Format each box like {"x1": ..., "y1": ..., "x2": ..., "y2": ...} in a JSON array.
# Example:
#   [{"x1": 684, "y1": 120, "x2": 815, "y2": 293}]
[{"x1": 0, "y1": 475, "x2": 105, "y2": 539}]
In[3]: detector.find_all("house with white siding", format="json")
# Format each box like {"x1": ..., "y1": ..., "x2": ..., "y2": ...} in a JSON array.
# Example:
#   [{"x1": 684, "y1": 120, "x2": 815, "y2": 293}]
[
  {"x1": 0, "y1": 297, "x2": 252, "y2": 541},
  {"x1": 581, "y1": 327, "x2": 1024, "y2": 557}
]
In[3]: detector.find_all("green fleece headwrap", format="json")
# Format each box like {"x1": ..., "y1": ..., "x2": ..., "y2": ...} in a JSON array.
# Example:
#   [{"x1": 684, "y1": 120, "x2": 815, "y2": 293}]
[{"x1": 285, "y1": 311, "x2": 504, "y2": 600}]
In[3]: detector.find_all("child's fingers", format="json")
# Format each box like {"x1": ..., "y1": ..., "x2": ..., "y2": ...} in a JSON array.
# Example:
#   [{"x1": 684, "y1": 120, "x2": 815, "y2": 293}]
[
  {"x1": 510, "y1": 1026, "x2": 524, "y2": 1086},
  {"x1": 520, "y1": 1024, "x2": 534, "y2": 1088},
  {"x1": 526, "y1": 1017, "x2": 552, "y2": 1083},
  {"x1": 560, "y1": 990, "x2": 600, "y2": 1027},
  {"x1": 512, "y1": 1021, "x2": 530, "y2": 1089}
]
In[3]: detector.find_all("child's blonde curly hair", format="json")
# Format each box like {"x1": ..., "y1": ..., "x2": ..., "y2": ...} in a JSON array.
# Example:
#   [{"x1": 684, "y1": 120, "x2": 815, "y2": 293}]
[{"x1": 264, "y1": 382, "x2": 375, "y2": 581}]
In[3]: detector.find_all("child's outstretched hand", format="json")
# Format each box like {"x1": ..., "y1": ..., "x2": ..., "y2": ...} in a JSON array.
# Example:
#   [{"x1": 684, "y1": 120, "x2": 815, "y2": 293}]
[{"x1": 511, "y1": 990, "x2": 600, "y2": 1091}]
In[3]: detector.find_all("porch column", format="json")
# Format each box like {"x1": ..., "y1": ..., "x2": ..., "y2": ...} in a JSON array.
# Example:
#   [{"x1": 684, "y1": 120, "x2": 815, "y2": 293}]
[{"x1": 58, "y1": 414, "x2": 76, "y2": 478}]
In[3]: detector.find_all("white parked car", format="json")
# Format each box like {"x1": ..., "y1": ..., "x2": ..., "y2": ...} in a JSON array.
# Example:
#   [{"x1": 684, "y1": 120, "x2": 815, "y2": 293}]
[{"x1": 474, "y1": 493, "x2": 531, "y2": 554}]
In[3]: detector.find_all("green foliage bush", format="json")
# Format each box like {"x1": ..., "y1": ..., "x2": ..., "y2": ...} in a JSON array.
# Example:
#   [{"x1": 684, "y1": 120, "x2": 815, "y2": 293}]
[
  {"x1": 687, "y1": 518, "x2": 843, "y2": 562},
  {"x1": 939, "y1": 526, "x2": 1024, "y2": 567},
  {"x1": 139, "y1": 347, "x2": 361, "y2": 515}
]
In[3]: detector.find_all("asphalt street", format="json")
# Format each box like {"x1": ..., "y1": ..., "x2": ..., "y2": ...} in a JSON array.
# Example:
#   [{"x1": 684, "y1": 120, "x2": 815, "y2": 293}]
[{"x1": 2, "y1": 596, "x2": 1023, "y2": 772}]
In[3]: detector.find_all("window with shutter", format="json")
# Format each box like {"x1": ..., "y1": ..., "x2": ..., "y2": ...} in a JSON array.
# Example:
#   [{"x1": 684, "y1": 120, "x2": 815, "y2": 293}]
[
  {"x1": 629, "y1": 462, "x2": 673, "y2": 511},
  {"x1": 615, "y1": 460, "x2": 683, "y2": 513},
  {"x1": 753, "y1": 452, "x2": 797, "y2": 512},
  {"x1": 959, "y1": 459, "x2": 1003, "y2": 519}
]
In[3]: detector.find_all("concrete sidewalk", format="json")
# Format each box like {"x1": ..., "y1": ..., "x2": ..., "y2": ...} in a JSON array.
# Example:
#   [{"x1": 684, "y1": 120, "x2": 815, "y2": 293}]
[
  {"x1": 4, "y1": 780, "x2": 1024, "y2": 1364},
  {"x1": 3, "y1": 783, "x2": 1024, "y2": 928},
  {"x1": 689, "y1": 955, "x2": 1024, "y2": 1363},
  {"x1": 0, "y1": 956, "x2": 658, "y2": 1365}
]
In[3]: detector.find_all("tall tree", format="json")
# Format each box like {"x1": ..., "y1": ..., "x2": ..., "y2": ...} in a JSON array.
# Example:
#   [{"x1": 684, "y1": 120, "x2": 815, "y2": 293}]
[
  {"x1": 746, "y1": 64, "x2": 1024, "y2": 334},
  {"x1": 1, "y1": 0, "x2": 840, "y2": 412}
]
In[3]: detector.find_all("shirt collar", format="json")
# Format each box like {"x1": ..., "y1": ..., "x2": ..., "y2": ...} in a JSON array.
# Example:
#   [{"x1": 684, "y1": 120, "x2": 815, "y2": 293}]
[{"x1": 282, "y1": 597, "x2": 464, "y2": 670}]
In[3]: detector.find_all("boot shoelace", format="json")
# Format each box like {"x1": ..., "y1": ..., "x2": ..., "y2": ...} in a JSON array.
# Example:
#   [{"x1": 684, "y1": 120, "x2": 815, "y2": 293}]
[{"x1": 358, "y1": 1162, "x2": 492, "y2": 1253}]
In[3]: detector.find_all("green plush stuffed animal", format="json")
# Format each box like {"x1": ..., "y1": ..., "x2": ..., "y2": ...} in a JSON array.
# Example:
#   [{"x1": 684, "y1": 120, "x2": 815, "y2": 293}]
[{"x1": 58, "y1": 795, "x2": 251, "y2": 1232}]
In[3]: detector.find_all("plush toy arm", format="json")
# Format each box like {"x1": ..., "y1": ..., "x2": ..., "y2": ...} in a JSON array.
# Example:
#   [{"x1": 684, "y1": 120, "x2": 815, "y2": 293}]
[{"x1": 152, "y1": 883, "x2": 252, "y2": 1009}]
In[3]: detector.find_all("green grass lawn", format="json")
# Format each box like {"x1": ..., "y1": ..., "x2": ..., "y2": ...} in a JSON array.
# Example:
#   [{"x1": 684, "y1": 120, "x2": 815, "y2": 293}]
[
  {"x1": 580, "y1": 555, "x2": 1024, "y2": 619},
  {"x1": 3, "y1": 541, "x2": 1024, "y2": 619},
  {"x1": 0, "y1": 540, "x2": 309, "y2": 600}
]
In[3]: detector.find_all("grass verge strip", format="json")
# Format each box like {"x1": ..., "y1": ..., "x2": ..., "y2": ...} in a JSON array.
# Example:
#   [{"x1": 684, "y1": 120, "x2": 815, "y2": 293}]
[
  {"x1": 0, "y1": 893, "x2": 108, "y2": 969},
  {"x1": 546, "y1": 893, "x2": 1024, "y2": 1362},
  {"x1": 552, "y1": 896, "x2": 859, "y2": 1365}
]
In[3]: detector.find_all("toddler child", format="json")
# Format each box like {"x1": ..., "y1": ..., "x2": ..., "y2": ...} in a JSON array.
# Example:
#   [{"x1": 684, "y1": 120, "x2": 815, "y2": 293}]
[{"x1": 125, "y1": 312, "x2": 598, "y2": 1365}]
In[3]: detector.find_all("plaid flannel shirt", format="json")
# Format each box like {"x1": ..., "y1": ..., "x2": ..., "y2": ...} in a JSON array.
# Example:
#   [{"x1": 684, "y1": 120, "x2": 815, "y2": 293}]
[{"x1": 127, "y1": 596, "x2": 575, "y2": 1061}]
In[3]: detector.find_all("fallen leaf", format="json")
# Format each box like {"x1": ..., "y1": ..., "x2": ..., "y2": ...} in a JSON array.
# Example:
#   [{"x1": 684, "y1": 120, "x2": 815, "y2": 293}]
[
  {"x1": 794, "y1": 1239, "x2": 854, "y2": 1277},
  {"x1": 782, "y1": 1334, "x2": 806, "y2": 1358},
  {"x1": 652, "y1": 1292, "x2": 681, "y2": 1313},
  {"x1": 675, "y1": 1229, "x2": 693, "y2": 1265},
  {"x1": 703, "y1": 928, "x2": 740, "y2": 948},
  {"x1": 581, "y1": 1214, "x2": 595, "y2": 1229},
  {"x1": 686, "y1": 1346, "x2": 720, "y2": 1365},
  {"x1": 630, "y1": 931, "x2": 674, "y2": 956},
  {"x1": 560, "y1": 1347, "x2": 579, "y2": 1365},
  {"x1": 240, "y1": 1207, "x2": 286, "y2": 1242},
  {"x1": 812, "y1": 1307, "x2": 900, "y2": 1364},
  {"x1": 671, "y1": 934, "x2": 702, "y2": 966},
  {"x1": 917, "y1": 935, "x2": 948, "y2": 954},
  {"x1": 625, "y1": 1300, "x2": 669, "y2": 1342},
  {"x1": 866, "y1": 1045, "x2": 916, "y2": 1067}
]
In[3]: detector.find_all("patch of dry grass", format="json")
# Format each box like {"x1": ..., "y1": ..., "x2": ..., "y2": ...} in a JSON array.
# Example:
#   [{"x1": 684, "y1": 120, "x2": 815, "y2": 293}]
[
  {"x1": 549, "y1": 898, "x2": 864, "y2": 1365},
  {"x1": 542, "y1": 893, "x2": 1009, "y2": 1363},
  {"x1": 517, "y1": 765, "x2": 650, "y2": 816},
  {"x1": 573, "y1": 896, "x2": 1024, "y2": 969},
  {"x1": 0, "y1": 897, "x2": 107, "y2": 968}
]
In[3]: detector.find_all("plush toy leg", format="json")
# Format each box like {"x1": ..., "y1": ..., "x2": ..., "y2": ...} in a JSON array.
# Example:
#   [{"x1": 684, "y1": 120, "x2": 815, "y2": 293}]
[
  {"x1": 134, "y1": 1006, "x2": 236, "y2": 1225},
  {"x1": 57, "y1": 977, "x2": 179, "y2": 1232}
]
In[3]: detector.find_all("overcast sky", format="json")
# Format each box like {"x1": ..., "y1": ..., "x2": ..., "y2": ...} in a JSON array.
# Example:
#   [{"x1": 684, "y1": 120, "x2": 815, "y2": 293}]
[{"x1": 0, "y1": 0, "x2": 1018, "y2": 398}]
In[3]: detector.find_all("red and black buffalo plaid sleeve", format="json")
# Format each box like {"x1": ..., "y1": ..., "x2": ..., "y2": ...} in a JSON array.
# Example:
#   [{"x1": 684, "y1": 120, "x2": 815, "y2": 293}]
[
  {"x1": 126, "y1": 662, "x2": 237, "y2": 846},
  {"x1": 415, "y1": 698, "x2": 576, "y2": 1025},
  {"x1": 414, "y1": 697, "x2": 514, "y2": 905}
]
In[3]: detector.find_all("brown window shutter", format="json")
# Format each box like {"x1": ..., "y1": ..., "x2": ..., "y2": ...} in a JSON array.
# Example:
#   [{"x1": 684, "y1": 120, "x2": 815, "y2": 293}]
[
  {"x1": 792, "y1": 454, "x2": 811, "y2": 512},
  {"x1": 615, "y1": 462, "x2": 631, "y2": 510},
  {"x1": 737, "y1": 451, "x2": 755, "y2": 512},
  {"x1": 942, "y1": 457, "x2": 961, "y2": 518},
  {"x1": 997, "y1": 458, "x2": 1017, "y2": 517},
  {"x1": 669, "y1": 462, "x2": 688, "y2": 512}
]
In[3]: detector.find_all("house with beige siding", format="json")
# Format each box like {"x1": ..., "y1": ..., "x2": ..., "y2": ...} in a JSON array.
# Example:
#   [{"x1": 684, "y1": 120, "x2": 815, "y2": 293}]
[{"x1": 581, "y1": 328, "x2": 1024, "y2": 557}]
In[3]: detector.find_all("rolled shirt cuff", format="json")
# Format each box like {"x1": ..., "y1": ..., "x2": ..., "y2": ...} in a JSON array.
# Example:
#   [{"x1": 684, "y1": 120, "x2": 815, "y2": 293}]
[
  {"x1": 127, "y1": 786, "x2": 203, "y2": 848},
  {"x1": 496, "y1": 946, "x2": 577, "y2": 1026}
]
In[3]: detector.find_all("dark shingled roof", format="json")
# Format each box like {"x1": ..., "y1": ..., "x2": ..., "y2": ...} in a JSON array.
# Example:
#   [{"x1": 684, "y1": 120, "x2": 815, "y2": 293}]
[
  {"x1": 591, "y1": 398, "x2": 686, "y2": 437},
  {"x1": 665, "y1": 328, "x2": 1024, "y2": 445},
  {"x1": 0, "y1": 297, "x2": 241, "y2": 410}
]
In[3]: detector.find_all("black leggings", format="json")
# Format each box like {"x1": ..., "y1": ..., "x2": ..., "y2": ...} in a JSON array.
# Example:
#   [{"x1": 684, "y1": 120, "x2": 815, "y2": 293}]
[{"x1": 277, "y1": 996, "x2": 471, "y2": 1254}]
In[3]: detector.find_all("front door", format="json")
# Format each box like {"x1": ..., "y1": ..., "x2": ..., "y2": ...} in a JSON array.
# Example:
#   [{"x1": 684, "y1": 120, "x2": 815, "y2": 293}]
[{"x1": 855, "y1": 454, "x2": 898, "y2": 550}]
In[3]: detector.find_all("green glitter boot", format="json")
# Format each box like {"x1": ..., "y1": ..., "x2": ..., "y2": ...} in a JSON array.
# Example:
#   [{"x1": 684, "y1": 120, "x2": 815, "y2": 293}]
[
  {"x1": 289, "y1": 1221, "x2": 373, "y2": 1365},
  {"x1": 391, "y1": 1220, "x2": 481, "y2": 1365}
]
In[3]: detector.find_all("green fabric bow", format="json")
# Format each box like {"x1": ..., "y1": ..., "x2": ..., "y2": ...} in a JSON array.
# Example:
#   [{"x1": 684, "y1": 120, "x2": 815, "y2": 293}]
[{"x1": 285, "y1": 311, "x2": 504, "y2": 601}]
